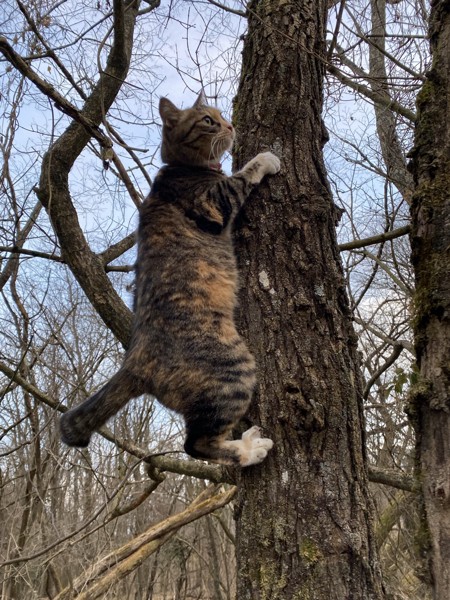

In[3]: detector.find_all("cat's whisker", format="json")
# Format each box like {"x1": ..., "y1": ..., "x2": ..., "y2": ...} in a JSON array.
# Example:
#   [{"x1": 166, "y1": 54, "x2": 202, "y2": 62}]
[
  {"x1": 210, "y1": 136, "x2": 221, "y2": 161},
  {"x1": 210, "y1": 133, "x2": 232, "y2": 162}
]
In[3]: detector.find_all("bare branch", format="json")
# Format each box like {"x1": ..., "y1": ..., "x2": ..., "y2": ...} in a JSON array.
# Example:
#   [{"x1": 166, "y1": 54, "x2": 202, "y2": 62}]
[
  {"x1": 32, "y1": 1, "x2": 144, "y2": 346},
  {"x1": 99, "y1": 233, "x2": 137, "y2": 266},
  {"x1": 368, "y1": 465, "x2": 417, "y2": 492},
  {"x1": 366, "y1": 0, "x2": 414, "y2": 201},
  {"x1": 0, "y1": 360, "x2": 229, "y2": 484},
  {"x1": 0, "y1": 36, "x2": 112, "y2": 149},
  {"x1": 53, "y1": 484, "x2": 237, "y2": 600},
  {"x1": 0, "y1": 245, "x2": 63, "y2": 264},
  {"x1": 0, "y1": 202, "x2": 43, "y2": 292},
  {"x1": 363, "y1": 343, "x2": 404, "y2": 399},
  {"x1": 204, "y1": 0, "x2": 247, "y2": 17},
  {"x1": 15, "y1": 0, "x2": 87, "y2": 100},
  {"x1": 339, "y1": 225, "x2": 411, "y2": 251},
  {"x1": 327, "y1": 63, "x2": 416, "y2": 122},
  {"x1": 354, "y1": 248, "x2": 412, "y2": 295},
  {"x1": 353, "y1": 317, "x2": 415, "y2": 355}
]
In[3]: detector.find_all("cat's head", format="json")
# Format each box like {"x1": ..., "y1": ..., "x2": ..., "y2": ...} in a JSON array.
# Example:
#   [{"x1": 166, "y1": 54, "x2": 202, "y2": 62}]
[{"x1": 159, "y1": 92, "x2": 235, "y2": 168}]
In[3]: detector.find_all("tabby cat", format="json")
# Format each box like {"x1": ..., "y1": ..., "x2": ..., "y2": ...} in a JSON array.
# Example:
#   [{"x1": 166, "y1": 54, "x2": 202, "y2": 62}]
[{"x1": 60, "y1": 93, "x2": 280, "y2": 466}]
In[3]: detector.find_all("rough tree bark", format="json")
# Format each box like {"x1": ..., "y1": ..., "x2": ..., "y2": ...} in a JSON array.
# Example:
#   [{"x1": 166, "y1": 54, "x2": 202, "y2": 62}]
[
  {"x1": 232, "y1": 1, "x2": 386, "y2": 598},
  {"x1": 409, "y1": 0, "x2": 450, "y2": 597}
]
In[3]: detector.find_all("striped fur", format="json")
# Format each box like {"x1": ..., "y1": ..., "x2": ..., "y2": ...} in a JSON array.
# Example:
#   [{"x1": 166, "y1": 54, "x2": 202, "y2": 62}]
[{"x1": 60, "y1": 94, "x2": 280, "y2": 466}]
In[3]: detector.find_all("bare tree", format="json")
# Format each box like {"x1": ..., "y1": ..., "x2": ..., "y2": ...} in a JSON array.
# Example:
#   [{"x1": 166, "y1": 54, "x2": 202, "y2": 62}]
[{"x1": 409, "y1": 0, "x2": 450, "y2": 597}]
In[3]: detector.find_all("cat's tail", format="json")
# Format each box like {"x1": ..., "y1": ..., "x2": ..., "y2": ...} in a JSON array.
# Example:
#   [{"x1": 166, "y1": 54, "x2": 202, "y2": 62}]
[{"x1": 60, "y1": 369, "x2": 143, "y2": 447}]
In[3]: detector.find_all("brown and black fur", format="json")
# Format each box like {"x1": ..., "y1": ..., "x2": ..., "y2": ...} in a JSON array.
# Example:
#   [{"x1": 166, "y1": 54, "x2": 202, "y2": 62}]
[{"x1": 60, "y1": 93, "x2": 279, "y2": 466}]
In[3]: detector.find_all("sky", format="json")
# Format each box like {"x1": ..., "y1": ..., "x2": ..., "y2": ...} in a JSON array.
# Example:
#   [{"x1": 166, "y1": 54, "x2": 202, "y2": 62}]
[{"x1": 0, "y1": 0, "x2": 425, "y2": 422}]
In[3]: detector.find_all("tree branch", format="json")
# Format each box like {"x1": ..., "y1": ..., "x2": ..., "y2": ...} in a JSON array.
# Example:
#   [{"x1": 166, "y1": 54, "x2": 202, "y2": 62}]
[
  {"x1": 99, "y1": 232, "x2": 137, "y2": 266},
  {"x1": 0, "y1": 245, "x2": 63, "y2": 264},
  {"x1": 0, "y1": 202, "x2": 43, "y2": 292},
  {"x1": 375, "y1": 490, "x2": 409, "y2": 548},
  {"x1": 363, "y1": 343, "x2": 404, "y2": 399},
  {"x1": 15, "y1": 0, "x2": 88, "y2": 100},
  {"x1": 0, "y1": 360, "x2": 229, "y2": 484},
  {"x1": 339, "y1": 224, "x2": 411, "y2": 251},
  {"x1": 327, "y1": 63, "x2": 416, "y2": 122},
  {"x1": 368, "y1": 465, "x2": 417, "y2": 492},
  {"x1": 0, "y1": 36, "x2": 112, "y2": 149},
  {"x1": 353, "y1": 316, "x2": 415, "y2": 355},
  {"x1": 205, "y1": 0, "x2": 247, "y2": 17},
  {"x1": 366, "y1": 0, "x2": 414, "y2": 201},
  {"x1": 33, "y1": 2, "x2": 143, "y2": 346},
  {"x1": 53, "y1": 484, "x2": 236, "y2": 600},
  {"x1": 354, "y1": 248, "x2": 412, "y2": 295},
  {"x1": 0, "y1": 2, "x2": 162, "y2": 347}
]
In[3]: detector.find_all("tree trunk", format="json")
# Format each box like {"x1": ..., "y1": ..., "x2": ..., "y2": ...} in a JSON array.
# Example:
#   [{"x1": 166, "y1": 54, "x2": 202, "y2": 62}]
[
  {"x1": 232, "y1": 1, "x2": 385, "y2": 598},
  {"x1": 369, "y1": 0, "x2": 413, "y2": 201},
  {"x1": 409, "y1": 0, "x2": 450, "y2": 597}
]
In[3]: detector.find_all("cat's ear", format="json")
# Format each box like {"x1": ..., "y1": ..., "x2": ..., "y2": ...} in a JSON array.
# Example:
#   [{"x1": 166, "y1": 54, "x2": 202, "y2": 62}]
[
  {"x1": 193, "y1": 90, "x2": 208, "y2": 109},
  {"x1": 159, "y1": 97, "x2": 180, "y2": 128}
]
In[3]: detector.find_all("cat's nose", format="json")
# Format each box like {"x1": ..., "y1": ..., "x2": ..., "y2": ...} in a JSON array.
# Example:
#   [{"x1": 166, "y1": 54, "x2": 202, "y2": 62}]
[{"x1": 227, "y1": 124, "x2": 234, "y2": 131}]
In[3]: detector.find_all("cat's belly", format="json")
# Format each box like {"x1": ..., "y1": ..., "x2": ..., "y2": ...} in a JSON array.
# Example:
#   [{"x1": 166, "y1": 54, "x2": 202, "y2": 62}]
[{"x1": 124, "y1": 315, "x2": 256, "y2": 413}]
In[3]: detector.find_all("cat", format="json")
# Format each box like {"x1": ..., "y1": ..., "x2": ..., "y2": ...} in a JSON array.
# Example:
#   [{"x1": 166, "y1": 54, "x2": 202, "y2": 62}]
[{"x1": 60, "y1": 92, "x2": 280, "y2": 466}]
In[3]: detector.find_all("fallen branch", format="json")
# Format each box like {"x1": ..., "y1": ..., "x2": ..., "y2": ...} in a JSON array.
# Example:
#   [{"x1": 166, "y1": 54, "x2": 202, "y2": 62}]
[{"x1": 54, "y1": 484, "x2": 237, "y2": 600}]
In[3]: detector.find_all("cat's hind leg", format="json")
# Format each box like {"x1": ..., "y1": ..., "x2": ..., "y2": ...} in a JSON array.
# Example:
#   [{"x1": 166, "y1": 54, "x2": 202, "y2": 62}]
[
  {"x1": 184, "y1": 423, "x2": 274, "y2": 467},
  {"x1": 60, "y1": 368, "x2": 143, "y2": 447},
  {"x1": 238, "y1": 425, "x2": 274, "y2": 466},
  {"x1": 182, "y1": 338, "x2": 273, "y2": 466},
  {"x1": 219, "y1": 425, "x2": 273, "y2": 467}
]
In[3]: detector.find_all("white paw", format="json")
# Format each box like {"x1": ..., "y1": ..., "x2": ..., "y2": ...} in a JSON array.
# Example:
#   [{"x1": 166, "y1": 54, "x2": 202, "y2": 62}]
[
  {"x1": 240, "y1": 448, "x2": 269, "y2": 467},
  {"x1": 255, "y1": 151, "x2": 281, "y2": 176},
  {"x1": 239, "y1": 426, "x2": 274, "y2": 467},
  {"x1": 241, "y1": 425, "x2": 262, "y2": 441},
  {"x1": 252, "y1": 437, "x2": 274, "y2": 450}
]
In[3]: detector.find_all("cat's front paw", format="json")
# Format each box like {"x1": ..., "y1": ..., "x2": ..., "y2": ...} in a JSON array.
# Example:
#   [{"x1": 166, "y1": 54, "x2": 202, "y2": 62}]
[
  {"x1": 238, "y1": 151, "x2": 281, "y2": 184},
  {"x1": 254, "y1": 151, "x2": 281, "y2": 176}
]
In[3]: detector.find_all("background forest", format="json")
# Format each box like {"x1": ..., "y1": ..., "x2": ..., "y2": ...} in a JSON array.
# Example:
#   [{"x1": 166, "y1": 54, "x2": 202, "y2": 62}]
[{"x1": 0, "y1": 0, "x2": 443, "y2": 599}]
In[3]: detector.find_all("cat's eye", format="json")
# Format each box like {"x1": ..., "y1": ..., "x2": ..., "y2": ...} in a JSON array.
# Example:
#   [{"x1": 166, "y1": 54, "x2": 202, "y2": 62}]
[{"x1": 202, "y1": 116, "x2": 213, "y2": 126}]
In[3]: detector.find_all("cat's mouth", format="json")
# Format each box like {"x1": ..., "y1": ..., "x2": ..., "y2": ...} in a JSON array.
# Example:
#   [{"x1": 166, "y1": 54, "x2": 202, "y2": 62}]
[{"x1": 207, "y1": 162, "x2": 223, "y2": 171}]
